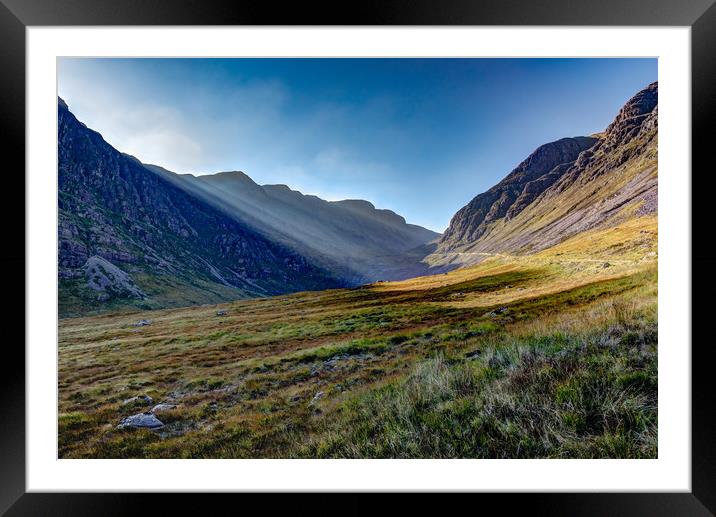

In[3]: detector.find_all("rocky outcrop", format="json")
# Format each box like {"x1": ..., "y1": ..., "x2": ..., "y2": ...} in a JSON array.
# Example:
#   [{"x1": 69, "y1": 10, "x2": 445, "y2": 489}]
[
  {"x1": 84, "y1": 256, "x2": 144, "y2": 302},
  {"x1": 439, "y1": 136, "x2": 597, "y2": 247},
  {"x1": 601, "y1": 82, "x2": 658, "y2": 152},
  {"x1": 58, "y1": 99, "x2": 342, "y2": 317},
  {"x1": 430, "y1": 82, "x2": 658, "y2": 266}
]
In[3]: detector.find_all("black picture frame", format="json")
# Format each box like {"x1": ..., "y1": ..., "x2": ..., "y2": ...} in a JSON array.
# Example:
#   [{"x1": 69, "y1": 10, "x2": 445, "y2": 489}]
[{"x1": 2, "y1": 0, "x2": 714, "y2": 514}]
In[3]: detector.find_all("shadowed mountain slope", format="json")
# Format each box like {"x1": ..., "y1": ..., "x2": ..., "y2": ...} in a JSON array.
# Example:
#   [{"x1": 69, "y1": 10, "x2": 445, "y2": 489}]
[
  {"x1": 58, "y1": 99, "x2": 343, "y2": 317},
  {"x1": 429, "y1": 82, "x2": 658, "y2": 267},
  {"x1": 142, "y1": 164, "x2": 441, "y2": 284}
]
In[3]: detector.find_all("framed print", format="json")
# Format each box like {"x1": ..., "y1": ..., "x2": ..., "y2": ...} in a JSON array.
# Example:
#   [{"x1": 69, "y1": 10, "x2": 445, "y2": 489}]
[{"x1": 2, "y1": 0, "x2": 715, "y2": 514}]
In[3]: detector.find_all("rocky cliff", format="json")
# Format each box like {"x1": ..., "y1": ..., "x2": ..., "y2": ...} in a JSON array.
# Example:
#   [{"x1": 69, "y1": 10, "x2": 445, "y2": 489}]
[
  {"x1": 440, "y1": 136, "x2": 598, "y2": 247},
  {"x1": 430, "y1": 82, "x2": 658, "y2": 266},
  {"x1": 58, "y1": 99, "x2": 342, "y2": 317}
]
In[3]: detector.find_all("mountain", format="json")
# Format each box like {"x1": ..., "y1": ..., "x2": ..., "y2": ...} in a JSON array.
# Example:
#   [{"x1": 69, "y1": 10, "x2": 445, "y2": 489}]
[
  {"x1": 438, "y1": 136, "x2": 598, "y2": 246},
  {"x1": 141, "y1": 164, "x2": 440, "y2": 284},
  {"x1": 58, "y1": 81, "x2": 657, "y2": 317},
  {"x1": 58, "y1": 99, "x2": 343, "y2": 317},
  {"x1": 429, "y1": 82, "x2": 658, "y2": 266}
]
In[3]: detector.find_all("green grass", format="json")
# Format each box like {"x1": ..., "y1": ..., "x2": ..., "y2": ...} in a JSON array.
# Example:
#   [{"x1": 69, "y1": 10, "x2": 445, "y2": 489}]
[
  {"x1": 58, "y1": 227, "x2": 657, "y2": 459},
  {"x1": 299, "y1": 308, "x2": 656, "y2": 458}
]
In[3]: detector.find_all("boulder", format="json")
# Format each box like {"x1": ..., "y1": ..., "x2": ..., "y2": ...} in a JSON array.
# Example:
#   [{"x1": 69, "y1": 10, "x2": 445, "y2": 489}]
[{"x1": 117, "y1": 412, "x2": 164, "y2": 430}]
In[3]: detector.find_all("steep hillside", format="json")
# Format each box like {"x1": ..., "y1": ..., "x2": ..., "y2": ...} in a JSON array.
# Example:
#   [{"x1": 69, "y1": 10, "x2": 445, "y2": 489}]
[
  {"x1": 440, "y1": 136, "x2": 598, "y2": 246},
  {"x1": 58, "y1": 99, "x2": 342, "y2": 317},
  {"x1": 431, "y1": 82, "x2": 658, "y2": 267},
  {"x1": 142, "y1": 164, "x2": 440, "y2": 284},
  {"x1": 58, "y1": 215, "x2": 657, "y2": 458}
]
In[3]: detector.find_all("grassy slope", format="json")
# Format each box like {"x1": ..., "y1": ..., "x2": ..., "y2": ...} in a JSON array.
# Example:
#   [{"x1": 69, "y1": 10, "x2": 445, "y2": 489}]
[
  {"x1": 58, "y1": 216, "x2": 657, "y2": 458},
  {"x1": 428, "y1": 117, "x2": 657, "y2": 268}
]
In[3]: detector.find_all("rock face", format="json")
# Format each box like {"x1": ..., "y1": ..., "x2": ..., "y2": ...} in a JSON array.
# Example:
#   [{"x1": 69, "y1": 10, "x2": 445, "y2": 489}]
[
  {"x1": 430, "y1": 82, "x2": 658, "y2": 266},
  {"x1": 58, "y1": 98, "x2": 343, "y2": 317},
  {"x1": 142, "y1": 165, "x2": 440, "y2": 285},
  {"x1": 84, "y1": 255, "x2": 144, "y2": 302},
  {"x1": 439, "y1": 136, "x2": 598, "y2": 247}
]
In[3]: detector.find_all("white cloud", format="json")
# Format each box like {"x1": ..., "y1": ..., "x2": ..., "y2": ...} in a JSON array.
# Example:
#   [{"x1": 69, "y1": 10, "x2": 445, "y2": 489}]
[
  {"x1": 59, "y1": 63, "x2": 204, "y2": 172},
  {"x1": 88, "y1": 102, "x2": 204, "y2": 172},
  {"x1": 124, "y1": 129, "x2": 203, "y2": 172}
]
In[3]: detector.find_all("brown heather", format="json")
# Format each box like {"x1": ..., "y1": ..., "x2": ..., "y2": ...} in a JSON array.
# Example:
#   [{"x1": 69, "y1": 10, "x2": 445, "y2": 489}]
[{"x1": 59, "y1": 216, "x2": 657, "y2": 458}]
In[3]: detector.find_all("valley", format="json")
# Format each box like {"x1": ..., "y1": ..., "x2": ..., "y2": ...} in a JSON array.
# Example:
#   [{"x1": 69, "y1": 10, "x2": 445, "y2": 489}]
[
  {"x1": 58, "y1": 215, "x2": 657, "y2": 458},
  {"x1": 57, "y1": 79, "x2": 659, "y2": 459}
]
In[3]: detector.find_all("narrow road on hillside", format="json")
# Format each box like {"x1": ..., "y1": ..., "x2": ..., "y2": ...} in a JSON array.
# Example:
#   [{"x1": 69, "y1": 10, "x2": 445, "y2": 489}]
[{"x1": 429, "y1": 251, "x2": 646, "y2": 265}]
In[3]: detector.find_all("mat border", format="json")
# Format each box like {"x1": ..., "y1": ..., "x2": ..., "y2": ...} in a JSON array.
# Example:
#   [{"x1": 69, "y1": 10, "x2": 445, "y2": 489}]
[{"x1": 2, "y1": 0, "x2": 715, "y2": 514}]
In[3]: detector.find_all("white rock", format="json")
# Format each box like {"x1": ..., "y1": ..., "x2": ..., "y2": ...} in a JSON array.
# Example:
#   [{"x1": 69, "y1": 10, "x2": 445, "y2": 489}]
[{"x1": 117, "y1": 412, "x2": 164, "y2": 430}]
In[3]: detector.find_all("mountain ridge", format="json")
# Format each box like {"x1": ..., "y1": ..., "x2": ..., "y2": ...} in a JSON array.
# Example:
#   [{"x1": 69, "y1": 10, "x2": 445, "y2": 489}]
[
  {"x1": 429, "y1": 81, "x2": 658, "y2": 267},
  {"x1": 58, "y1": 81, "x2": 658, "y2": 316},
  {"x1": 439, "y1": 136, "x2": 599, "y2": 247},
  {"x1": 142, "y1": 162, "x2": 441, "y2": 284},
  {"x1": 59, "y1": 99, "x2": 343, "y2": 317}
]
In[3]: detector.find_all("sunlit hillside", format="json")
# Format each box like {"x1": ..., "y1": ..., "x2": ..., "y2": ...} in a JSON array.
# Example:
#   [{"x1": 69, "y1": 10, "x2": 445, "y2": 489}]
[{"x1": 58, "y1": 216, "x2": 657, "y2": 458}]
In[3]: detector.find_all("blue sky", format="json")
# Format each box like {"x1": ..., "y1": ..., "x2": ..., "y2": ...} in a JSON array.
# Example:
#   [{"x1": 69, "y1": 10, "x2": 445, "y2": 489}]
[{"x1": 58, "y1": 58, "x2": 657, "y2": 232}]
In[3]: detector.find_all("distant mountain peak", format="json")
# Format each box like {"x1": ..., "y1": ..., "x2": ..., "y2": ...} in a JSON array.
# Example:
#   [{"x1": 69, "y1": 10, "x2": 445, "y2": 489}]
[
  {"x1": 138, "y1": 163, "x2": 440, "y2": 284},
  {"x1": 439, "y1": 135, "x2": 598, "y2": 246},
  {"x1": 602, "y1": 81, "x2": 657, "y2": 150},
  {"x1": 214, "y1": 170, "x2": 250, "y2": 178},
  {"x1": 334, "y1": 199, "x2": 376, "y2": 210},
  {"x1": 207, "y1": 170, "x2": 259, "y2": 186},
  {"x1": 501, "y1": 136, "x2": 598, "y2": 186},
  {"x1": 431, "y1": 81, "x2": 658, "y2": 265}
]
